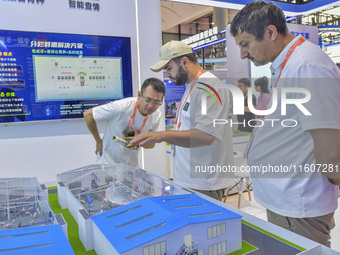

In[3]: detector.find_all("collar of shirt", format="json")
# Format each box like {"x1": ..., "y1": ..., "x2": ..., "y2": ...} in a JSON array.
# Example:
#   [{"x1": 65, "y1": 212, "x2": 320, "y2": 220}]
[
  {"x1": 270, "y1": 35, "x2": 303, "y2": 75},
  {"x1": 185, "y1": 79, "x2": 193, "y2": 90},
  {"x1": 184, "y1": 71, "x2": 209, "y2": 91}
]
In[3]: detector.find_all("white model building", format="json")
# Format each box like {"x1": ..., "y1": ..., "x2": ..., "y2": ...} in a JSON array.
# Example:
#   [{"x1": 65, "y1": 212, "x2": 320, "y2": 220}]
[
  {"x1": 91, "y1": 193, "x2": 242, "y2": 255},
  {"x1": 56, "y1": 164, "x2": 190, "y2": 250},
  {"x1": 0, "y1": 177, "x2": 54, "y2": 230},
  {"x1": 0, "y1": 177, "x2": 73, "y2": 254}
]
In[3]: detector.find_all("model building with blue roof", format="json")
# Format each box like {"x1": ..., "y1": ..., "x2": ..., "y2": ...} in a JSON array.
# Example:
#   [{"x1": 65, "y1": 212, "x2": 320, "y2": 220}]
[
  {"x1": 91, "y1": 193, "x2": 242, "y2": 255},
  {"x1": 0, "y1": 178, "x2": 74, "y2": 254}
]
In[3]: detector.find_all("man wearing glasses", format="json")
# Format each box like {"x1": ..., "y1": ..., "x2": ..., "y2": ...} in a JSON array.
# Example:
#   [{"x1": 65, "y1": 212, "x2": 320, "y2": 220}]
[{"x1": 84, "y1": 77, "x2": 165, "y2": 167}]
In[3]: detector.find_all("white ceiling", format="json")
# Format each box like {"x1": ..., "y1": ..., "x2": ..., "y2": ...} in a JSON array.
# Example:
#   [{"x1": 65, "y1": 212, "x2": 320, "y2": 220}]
[
  {"x1": 161, "y1": 0, "x2": 340, "y2": 34},
  {"x1": 161, "y1": 1, "x2": 213, "y2": 32},
  {"x1": 161, "y1": 1, "x2": 239, "y2": 34},
  {"x1": 162, "y1": 0, "x2": 340, "y2": 16}
]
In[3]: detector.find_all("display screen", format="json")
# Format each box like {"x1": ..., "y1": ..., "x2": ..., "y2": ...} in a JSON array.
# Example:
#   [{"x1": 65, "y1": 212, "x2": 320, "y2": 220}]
[{"x1": 0, "y1": 30, "x2": 132, "y2": 123}]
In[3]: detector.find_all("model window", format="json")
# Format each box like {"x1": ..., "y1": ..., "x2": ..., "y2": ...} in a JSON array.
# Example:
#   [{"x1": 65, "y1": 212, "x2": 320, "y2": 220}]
[
  {"x1": 208, "y1": 240, "x2": 227, "y2": 255},
  {"x1": 143, "y1": 241, "x2": 166, "y2": 255},
  {"x1": 221, "y1": 222, "x2": 226, "y2": 235},
  {"x1": 207, "y1": 222, "x2": 226, "y2": 239},
  {"x1": 217, "y1": 224, "x2": 221, "y2": 236},
  {"x1": 208, "y1": 227, "x2": 212, "y2": 239}
]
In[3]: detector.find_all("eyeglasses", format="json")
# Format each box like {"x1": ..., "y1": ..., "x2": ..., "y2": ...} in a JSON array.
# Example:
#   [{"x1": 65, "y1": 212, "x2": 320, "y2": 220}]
[{"x1": 141, "y1": 95, "x2": 163, "y2": 106}]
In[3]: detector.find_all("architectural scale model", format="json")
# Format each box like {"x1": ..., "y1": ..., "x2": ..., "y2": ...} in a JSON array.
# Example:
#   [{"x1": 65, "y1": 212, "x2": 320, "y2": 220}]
[
  {"x1": 56, "y1": 164, "x2": 340, "y2": 255},
  {"x1": 0, "y1": 177, "x2": 53, "y2": 230},
  {"x1": 0, "y1": 224, "x2": 74, "y2": 254},
  {"x1": 57, "y1": 164, "x2": 189, "y2": 219},
  {"x1": 0, "y1": 177, "x2": 74, "y2": 254},
  {"x1": 91, "y1": 193, "x2": 242, "y2": 255},
  {"x1": 56, "y1": 164, "x2": 190, "y2": 250}
]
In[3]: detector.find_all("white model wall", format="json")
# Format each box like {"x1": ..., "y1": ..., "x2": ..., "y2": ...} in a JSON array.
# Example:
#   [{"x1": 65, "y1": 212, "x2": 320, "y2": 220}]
[{"x1": 0, "y1": 0, "x2": 167, "y2": 183}]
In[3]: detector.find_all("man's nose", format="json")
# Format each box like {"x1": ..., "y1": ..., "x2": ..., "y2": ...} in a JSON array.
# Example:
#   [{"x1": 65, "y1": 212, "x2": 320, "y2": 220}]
[{"x1": 240, "y1": 48, "x2": 249, "y2": 59}]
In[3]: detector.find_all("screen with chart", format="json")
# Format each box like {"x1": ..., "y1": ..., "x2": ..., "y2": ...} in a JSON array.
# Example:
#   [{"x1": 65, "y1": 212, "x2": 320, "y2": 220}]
[{"x1": 0, "y1": 30, "x2": 132, "y2": 123}]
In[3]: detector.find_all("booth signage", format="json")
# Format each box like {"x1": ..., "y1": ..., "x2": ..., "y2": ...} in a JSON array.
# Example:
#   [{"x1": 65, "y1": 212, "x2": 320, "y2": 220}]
[
  {"x1": 182, "y1": 27, "x2": 219, "y2": 48},
  {"x1": 69, "y1": 0, "x2": 100, "y2": 11},
  {"x1": 2, "y1": 0, "x2": 44, "y2": 4}
]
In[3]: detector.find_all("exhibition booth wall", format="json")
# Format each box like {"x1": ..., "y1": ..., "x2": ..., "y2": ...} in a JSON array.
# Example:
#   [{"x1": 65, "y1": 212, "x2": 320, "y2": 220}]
[{"x1": 0, "y1": 0, "x2": 167, "y2": 183}]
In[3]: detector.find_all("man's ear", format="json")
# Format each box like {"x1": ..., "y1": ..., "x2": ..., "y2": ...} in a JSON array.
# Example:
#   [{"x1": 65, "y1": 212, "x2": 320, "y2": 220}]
[
  {"x1": 266, "y1": 25, "x2": 278, "y2": 41},
  {"x1": 182, "y1": 56, "x2": 189, "y2": 68},
  {"x1": 138, "y1": 91, "x2": 141, "y2": 97}
]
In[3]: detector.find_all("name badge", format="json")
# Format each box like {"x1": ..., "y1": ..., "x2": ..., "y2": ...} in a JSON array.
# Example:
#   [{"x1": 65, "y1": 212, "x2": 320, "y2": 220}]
[{"x1": 183, "y1": 102, "x2": 190, "y2": 111}]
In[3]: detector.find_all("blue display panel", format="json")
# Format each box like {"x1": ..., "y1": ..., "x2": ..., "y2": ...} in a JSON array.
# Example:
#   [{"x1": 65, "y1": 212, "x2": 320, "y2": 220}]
[{"x1": 0, "y1": 30, "x2": 132, "y2": 123}]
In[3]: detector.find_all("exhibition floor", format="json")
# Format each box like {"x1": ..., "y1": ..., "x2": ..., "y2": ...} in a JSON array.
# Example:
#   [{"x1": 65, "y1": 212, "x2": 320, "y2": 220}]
[{"x1": 225, "y1": 191, "x2": 340, "y2": 253}]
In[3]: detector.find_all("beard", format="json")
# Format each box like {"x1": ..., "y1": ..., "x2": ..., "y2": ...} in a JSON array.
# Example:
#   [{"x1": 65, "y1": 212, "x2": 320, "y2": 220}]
[{"x1": 174, "y1": 65, "x2": 188, "y2": 86}]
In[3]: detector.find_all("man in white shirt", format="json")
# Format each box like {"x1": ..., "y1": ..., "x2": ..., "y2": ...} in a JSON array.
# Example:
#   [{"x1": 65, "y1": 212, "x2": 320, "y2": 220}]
[
  {"x1": 230, "y1": 1, "x2": 340, "y2": 247},
  {"x1": 84, "y1": 77, "x2": 165, "y2": 167},
  {"x1": 130, "y1": 41, "x2": 234, "y2": 200}
]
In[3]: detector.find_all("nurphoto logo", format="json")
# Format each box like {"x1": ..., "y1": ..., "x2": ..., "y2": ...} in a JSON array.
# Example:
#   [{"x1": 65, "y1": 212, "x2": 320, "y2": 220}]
[{"x1": 200, "y1": 85, "x2": 312, "y2": 128}]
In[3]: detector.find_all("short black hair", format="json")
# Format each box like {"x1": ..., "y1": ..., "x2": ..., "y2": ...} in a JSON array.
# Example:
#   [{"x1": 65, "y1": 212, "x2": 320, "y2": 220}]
[
  {"x1": 172, "y1": 53, "x2": 198, "y2": 65},
  {"x1": 141, "y1": 77, "x2": 166, "y2": 96},
  {"x1": 238, "y1": 78, "x2": 251, "y2": 87},
  {"x1": 230, "y1": 1, "x2": 288, "y2": 40}
]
